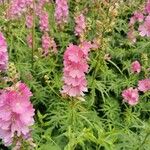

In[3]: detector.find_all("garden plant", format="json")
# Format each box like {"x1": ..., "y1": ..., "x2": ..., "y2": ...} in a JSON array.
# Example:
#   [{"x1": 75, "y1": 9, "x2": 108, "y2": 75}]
[{"x1": 0, "y1": 0, "x2": 150, "y2": 150}]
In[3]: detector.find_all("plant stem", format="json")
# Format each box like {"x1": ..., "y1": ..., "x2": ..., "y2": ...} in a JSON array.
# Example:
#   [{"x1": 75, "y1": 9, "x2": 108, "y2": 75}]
[
  {"x1": 137, "y1": 132, "x2": 150, "y2": 150},
  {"x1": 90, "y1": 50, "x2": 101, "y2": 87}
]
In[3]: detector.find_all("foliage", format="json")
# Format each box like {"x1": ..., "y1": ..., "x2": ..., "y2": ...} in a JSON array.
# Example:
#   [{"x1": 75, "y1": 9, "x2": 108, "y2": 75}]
[{"x1": 0, "y1": 0, "x2": 150, "y2": 150}]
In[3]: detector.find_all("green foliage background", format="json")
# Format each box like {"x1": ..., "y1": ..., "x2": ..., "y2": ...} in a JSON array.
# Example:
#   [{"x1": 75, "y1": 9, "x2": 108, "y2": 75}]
[{"x1": 0, "y1": 0, "x2": 150, "y2": 150}]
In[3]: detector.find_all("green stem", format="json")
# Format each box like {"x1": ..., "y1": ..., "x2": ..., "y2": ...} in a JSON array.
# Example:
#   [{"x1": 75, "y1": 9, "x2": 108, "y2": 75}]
[
  {"x1": 107, "y1": 60, "x2": 124, "y2": 76},
  {"x1": 137, "y1": 132, "x2": 150, "y2": 150},
  {"x1": 90, "y1": 51, "x2": 101, "y2": 87}
]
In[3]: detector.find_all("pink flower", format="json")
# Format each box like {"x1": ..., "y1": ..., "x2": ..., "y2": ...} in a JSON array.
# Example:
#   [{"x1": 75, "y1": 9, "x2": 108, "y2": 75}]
[
  {"x1": 38, "y1": 0, "x2": 49, "y2": 8},
  {"x1": 55, "y1": 0, "x2": 69, "y2": 25},
  {"x1": 41, "y1": 32, "x2": 57, "y2": 55},
  {"x1": 79, "y1": 41, "x2": 94, "y2": 58},
  {"x1": 39, "y1": 11, "x2": 49, "y2": 32},
  {"x1": 122, "y1": 87, "x2": 139, "y2": 106},
  {"x1": 26, "y1": 33, "x2": 32, "y2": 48},
  {"x1": 0, "y1": 32, "x2": 8, "y2": 72},
  {"x1": 0, "y1": 82, "x2": 35, "y2": 146},
  {"x1": 61, "y1": 43, "x2": 92, "y2": 97},
  {"x1": 129, "y1": 17, "x2": 136, "y2": 26},
  {"x1": 35, "y1": 0, "x2": 50, "y2": 16},
  {"x1": 133, "y1": 11, "x2": 144, "y2": 22},
  {"x1": 26, "y1": 14, "x2": 33, "y2": 29},
  {"x1": 138, "y1": 79, "x2": 150, "y2": 92},
  {"x1": 6, "y1": 0, "x2": 33, "y2": 19},
  {"x1": 138, "y1": 16, "x2": 150, "y2": 37},
  {"x1": 145, "y1": 0, "x2": 150, "y2": 14},
  {"x1": 129, "y1": 11, "x2": 144, "y2": 26},
  {"x1": 131, "y1": 60, "x2": 141, "y2": 73},
  {"x1": 74, "y1": 14, "x2": 86, "y2": 37}
]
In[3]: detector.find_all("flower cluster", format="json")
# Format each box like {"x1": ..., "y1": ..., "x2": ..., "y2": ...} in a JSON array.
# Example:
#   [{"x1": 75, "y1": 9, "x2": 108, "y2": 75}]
[
  {"x1": 0, "y1": 32, "x2": 8, "y2": 72},
  {"x1": 74, "y1": 14, "x2": 86, "y2": 38},
  {"x1": 6, "y1": 0, "x2": 33, "y2": 19},
  {"x1": 122, "y1": 87, "x2": 139, "y2": 106},
  {"x1": 35, "y1": 0, "x2": 49, "y2": 16},
  {"x1": 0, "y1": 82, "x2": 35, "y2": 146},
  {"x1": 138, "y1": 79, "x2": 150, "y2": 92},
  {"x1": 128, "y1": 0, "x2": 150, "y2": 42},
  {"x1": 26, "y1": 14, "x2": 33, "y2": 29},
  {"x1": 23, "y1": 0, "x2": 57, "y2": 55},
  {"x1": 42, "y1": 33, "x2": 57, "y2": 55},
  {"x1": 61, "y1": 42, "x2": 92, "y2": 97},
  {"x1": 145, "y1": 0, "x2": 150, "y2": 14},
  {"x1": 139, "y1": 15, "x2": 150, "y2": 37},
  {"x1": 131, "y1": 60, "x2": 141, "y2": 74},
  {"x1": 122, "y1": 60, "x2": 150, "y2": 106},
  {"x1": 39, "y1": 11, "x2": 49, "y2": 32},
  {"x1": 129, "y1": 11, "x2": 144, "y2": 26},
  {"x1": 55, "y1": 0, "x2": 69, "y2": 25},
  {"x1": 36, "y1": 1, "x2": 57, "y2": 55}
]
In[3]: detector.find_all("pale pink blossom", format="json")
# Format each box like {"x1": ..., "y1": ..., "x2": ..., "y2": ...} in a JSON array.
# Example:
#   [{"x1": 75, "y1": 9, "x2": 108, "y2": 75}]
[
  {"x1": 42, "y1": 32, "x2": 57, "y2": 55},
  {"x1": 122, "y1": 87, "x2": 139, "y2": 106},
  {"x1": 129, "y1": 11, "x2": 144, "y2": 26},
  {"x1": 49, "y1": 37, "x2": 57, "y2": 54},
  {"x1": 145, "y1": 0, "x2": 150, "y2": 14},
  {"x1": 79, "y1": 41, "x2": 92, "y2": 57},
  {"x1": 0, "y1": 32, "x2": 8, "y2": 72},
  {"x1": 75, "y1": 14, "x2": 86, "y2": 37},
  {"x1": 35, "y1": 0, "x2": 50, "y2": 16},
  {"x1": 39, "y1": 11, "x2": 49, "y2": 32},
  {"x1": 0, "y1": 82, "x2": 35, "y2": 146},
  {"x1": 138, "y1": 15, "x2": 150, "y2": 37},
  {"x1": 6, "y1": 0, "x2": 33, "y2": 19},
  {"x1": 138, "y1": 79, "x2": 150, "y2": 92},
  {"x1": 127, "y1": 29, "x2": 136, "y2": 43},
  {"x1": 26, "y1": 14, "x2": 33, "y2": 29},
  {"x1": 131, "y1": 60, "x2": 141, "y2": 73},
  {"x1": 129, "y1": 17, "x2": 136, "y2": 26},
  {"x1": 55, "y1": 0, "x2": 69, "y2": 25},
  {"x1": 133, "y1": 11, "x2": 144, "y2": 22},
  {"x1": 38, "y1": 0, "x2": 49, "y2": 7},
  {"x1": 61, "y1": 43, "x2": 92, "y2": 97}
]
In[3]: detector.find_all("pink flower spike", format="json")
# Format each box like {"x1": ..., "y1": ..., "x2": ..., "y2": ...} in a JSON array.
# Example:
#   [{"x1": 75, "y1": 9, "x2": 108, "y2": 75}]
[
  {"x1": 122, "y1": 87, "x2": 139, "y2": 106},
  {"x1": 138, "y1": 15, "x2": 150, "y2": 37},
  {"x1": 26, "y1": 14, "x2": 33, "y2": 29},
  {"x1": 41, "y1": 32, "x2": 57, "y2": 56},
  {"x1": 55, "y1": 0, "x2": 69, "y2": 25},
  {"x1": 145, "y1": 1, "x2": 150, "y2": 14},
  {"x1": 0, "y1": 32, "x2": 8, "y2": 72},
  {"x1": 0, "y1": 82, "x2": 35, "y2": 146},
  {"x1": 61, "y1": 44, "x2": 91, "y2": 97},
  {"x1": 39, "y1": 11, "x2": 49, "y2": 32},
  {"x1": 138, "y1": 79, "x2": 150, "y2": 92},
  {"x1": 74, "y1": 14, "x2": 86, "y2": 37},
  {"x1": 131, "y1": 60, "x2": 141, "y2": 74},
  {"x1": 6, "y1": 0, "x2": 33, "y2": 19}
]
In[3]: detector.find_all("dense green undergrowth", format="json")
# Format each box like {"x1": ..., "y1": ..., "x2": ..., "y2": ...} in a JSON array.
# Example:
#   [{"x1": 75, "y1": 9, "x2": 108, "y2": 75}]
[{"x1": 0, "y1": 0, "x2": 150, "y2": 150}]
